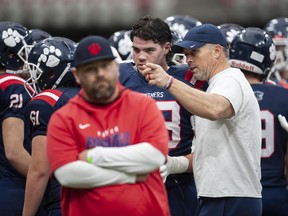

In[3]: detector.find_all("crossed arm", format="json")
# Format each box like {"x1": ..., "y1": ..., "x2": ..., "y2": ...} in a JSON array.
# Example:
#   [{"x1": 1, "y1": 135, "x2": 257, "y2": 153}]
[{"x1": 54, "y1": 142, "x2": 166, "y2": 188}]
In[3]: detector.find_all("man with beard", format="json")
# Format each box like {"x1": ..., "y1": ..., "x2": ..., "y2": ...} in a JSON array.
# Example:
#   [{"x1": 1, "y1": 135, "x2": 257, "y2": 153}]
[{"x1": 46, "y1": 35, "x2": 170, "y2": 216}]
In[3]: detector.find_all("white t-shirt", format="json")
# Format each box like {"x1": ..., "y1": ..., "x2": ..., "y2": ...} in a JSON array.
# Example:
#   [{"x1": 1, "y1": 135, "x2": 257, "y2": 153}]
[{"x1": 193, "y1": 67, "x2": 262, "y2": 198}]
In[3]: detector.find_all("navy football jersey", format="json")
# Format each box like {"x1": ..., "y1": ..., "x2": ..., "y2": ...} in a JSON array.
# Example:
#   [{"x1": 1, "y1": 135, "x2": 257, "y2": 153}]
[
  {"x1": 252, "y1": 83, "x2": 288, "y2": 187},
  {"x1": 0, "y1": 74, "x2": 34, "y2": 179},
  {"x1": 119, "y1": 62, "x2": 193, "y2": 156},
  {"x1": 26, "y1": 87, "x2": 79, "y2": 209},
  {"x1": 27, "y1": 87, "x2": 79, "y2": 137}
]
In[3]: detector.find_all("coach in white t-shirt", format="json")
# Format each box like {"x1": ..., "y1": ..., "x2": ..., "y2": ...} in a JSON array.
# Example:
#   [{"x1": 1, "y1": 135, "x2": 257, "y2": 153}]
[{"x1": 142, "y1": 23, "x2": 262, "y2": 216}]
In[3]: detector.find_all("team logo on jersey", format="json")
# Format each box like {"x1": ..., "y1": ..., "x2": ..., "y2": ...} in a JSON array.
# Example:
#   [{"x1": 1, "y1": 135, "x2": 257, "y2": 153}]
[
  {"x1": 2, "y1": 28, "x2": 21, "y2": 47},
  {"x1": 254, "y1": 90, "x2": 264, "y2": 101},
  {"x1": 145, "y1": 91, "x2": 164, "y2": 98},
  {"x1": 86, "y1": 126, "x2": 130, "y2": 148},
  {"x1": 38, "y1": 45, "x2": 61, "y2": 67}
]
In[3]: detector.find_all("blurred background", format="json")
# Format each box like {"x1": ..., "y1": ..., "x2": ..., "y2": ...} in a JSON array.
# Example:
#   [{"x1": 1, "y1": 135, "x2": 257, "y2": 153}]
[{"x1": 0, "y1": 0, "x2": 287, "y2": 42}]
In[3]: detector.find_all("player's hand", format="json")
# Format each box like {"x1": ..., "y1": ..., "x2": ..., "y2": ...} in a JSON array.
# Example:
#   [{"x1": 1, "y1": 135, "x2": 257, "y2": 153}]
[
  {"x1": 278, "y1": 114, "x2": 288, "y2": 132},
  {"x1": 160, "y1": 163, "x2": 169, "y2": 183}
]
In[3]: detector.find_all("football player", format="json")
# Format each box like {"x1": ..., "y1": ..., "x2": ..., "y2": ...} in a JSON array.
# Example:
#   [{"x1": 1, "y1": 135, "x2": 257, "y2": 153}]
[
  {"x1": 264, "y1": 17, "x2": 288, "y2": 87},
  {"x1": 119, "y1": 15, "x2": 206, "y2": 216},
  {"x1": 22, "y1": 37, "x2": 80, "y2": 216},
  {"x1": 0, "y1": 21, "x2": 40, "y2": 215}
]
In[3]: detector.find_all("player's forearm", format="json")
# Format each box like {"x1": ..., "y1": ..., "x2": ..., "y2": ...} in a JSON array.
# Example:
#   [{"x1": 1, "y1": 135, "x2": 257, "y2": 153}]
[
  {"x1": 6, "y1": 149, "x2": 31, "y2": 176},
  {"x1": 23, "y1": 138, "x2": 51, "y2": 216},
  {"x1": 83, "y1": 142, "x2": 166, "y2": 174},
  {"x1": 54, "y1": 161, "x2": 136, "y2": 188},
  {"x1": 3, "y1": 117, "x2": 31, "y2": 176},
  {"x1": 23, "y1": 169, "x2": 49, "y2": 216}
]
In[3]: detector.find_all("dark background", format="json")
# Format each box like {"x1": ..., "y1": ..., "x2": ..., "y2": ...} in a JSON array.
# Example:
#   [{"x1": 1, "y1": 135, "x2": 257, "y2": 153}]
[{"x1": 0, "y1": 0, "x2": 286, "y2": 42}]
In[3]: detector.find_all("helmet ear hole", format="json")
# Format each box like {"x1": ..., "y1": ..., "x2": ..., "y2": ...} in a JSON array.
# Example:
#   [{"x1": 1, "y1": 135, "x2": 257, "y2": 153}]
[
  {"x1": 48, "y1": 70, "x2": 55, "y2": 79},
  {"x1": 8, "y1": 50, "x2": 15, "y2": 59}
]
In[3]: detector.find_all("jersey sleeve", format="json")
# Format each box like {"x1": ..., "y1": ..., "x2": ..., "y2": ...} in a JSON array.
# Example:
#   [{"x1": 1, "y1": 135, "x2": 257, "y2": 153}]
[
  {"x1": 210, "y1": 75, "x2": 243, "y2": 115},
  {"x1": 1, "y1": 82, "x2": 32, "y2": 121},
  {"x1": 26, "y1": 99, "x2": 54, "y2": 137}
]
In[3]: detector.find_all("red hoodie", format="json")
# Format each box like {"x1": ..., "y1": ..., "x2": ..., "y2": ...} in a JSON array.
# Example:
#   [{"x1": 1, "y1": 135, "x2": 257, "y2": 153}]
[{"x1": 47, "y1": 84, "x2": 170, "y2": 216}]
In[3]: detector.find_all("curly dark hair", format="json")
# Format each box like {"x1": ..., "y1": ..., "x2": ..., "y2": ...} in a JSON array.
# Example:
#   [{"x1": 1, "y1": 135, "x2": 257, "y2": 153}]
[
  {"x1": 130, "y1": 15, "x2": 173, "y2": 61},
  {"x1": 130, "y1": 15, "x2": 172, "y2": 45}
]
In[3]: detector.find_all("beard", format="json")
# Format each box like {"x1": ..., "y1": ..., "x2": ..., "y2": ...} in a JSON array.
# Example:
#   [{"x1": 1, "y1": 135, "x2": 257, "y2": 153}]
[{"x1": 86, "y1": 80, "x2": 116, "y2": 102}]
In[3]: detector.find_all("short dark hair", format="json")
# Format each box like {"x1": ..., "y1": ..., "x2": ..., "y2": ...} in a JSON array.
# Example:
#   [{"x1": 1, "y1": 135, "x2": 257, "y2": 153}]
[
  {"x1": 130, "y1": 15, "x2": 172, "y2": 46},
  {"x1": 240, "y1": 69, "x2": 266, "y2": 82}
]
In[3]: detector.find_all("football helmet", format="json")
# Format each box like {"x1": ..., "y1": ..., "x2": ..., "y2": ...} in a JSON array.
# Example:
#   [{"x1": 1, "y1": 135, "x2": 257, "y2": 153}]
[
  {"x1": 264, "y1": 17, "x2": 288, "y2": 73},
  {"x1": 108, "y1": 30, "x2": 132, "y2": 61},
  {"x1": 264, "y1": 17, "x2": 288, "y2": 46},
  {"x1": 0, "y1": 21, "x2": 33, "y2": 73},
  {"x1": 171, "y1": 29, "x2": 182, "y2": 45},
  {"x1": 170, "y1": 30, "x2": 186, "y2": 65},
  {"x1": 29, "y1": 28, "x2": 52, "y2": 45},
  {"x1": 229, "y1": 27, "x2": 276, "y2": 79},
  {"x1": 164, "y1": 15, "x2": 202, "y2": 38},
  {"x1": 217, "y1": 23, "x2": 244, "y2": 46},
  {"x1": 25, "y1": 37, "x2": 77, "y2": 95}
]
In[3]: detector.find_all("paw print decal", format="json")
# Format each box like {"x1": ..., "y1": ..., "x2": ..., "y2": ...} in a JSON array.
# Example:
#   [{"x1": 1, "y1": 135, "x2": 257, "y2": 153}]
[
  {"x1": 118, "y1": 34, "x2": 132, "y2": 56},
  {"x1": 2, "y1": 28, "x2": 22, "y2": 47},
  {"x1": 170, "y1": 23, "x2": 188, "y2": 38},
  {"x1": 38, "y1": 46, "x2": 61, "y2": 67},
  {"x1": 226, "y1": 29, "x2": 241, "y2": 44}
]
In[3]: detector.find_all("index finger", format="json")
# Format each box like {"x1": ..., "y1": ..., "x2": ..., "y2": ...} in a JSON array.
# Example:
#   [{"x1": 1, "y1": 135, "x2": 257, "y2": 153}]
[{"x1": 145, "y1": 62, "x2": 159, "y2": 70}]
